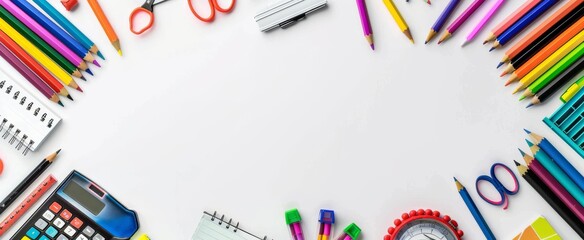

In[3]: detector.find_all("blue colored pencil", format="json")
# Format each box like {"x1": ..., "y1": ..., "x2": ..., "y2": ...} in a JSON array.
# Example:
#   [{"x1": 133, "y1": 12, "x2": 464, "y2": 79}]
[
  {"x1": 454, "y1": 177, "x2": 496, "y2": 240},
  {"x1": 32, "y1": 0, "x2": 104, "y2": 60},
  {"x1": 525, "y1": 129, "x2": 584, "y2": 192},
  {"x1": 11, "y1": 0, "x2": 100, "y2": 66},
  {"x1": 490, "y1": 0, "x2": 559, "y2": 50},
  {"x1": 425, "y1": 0, "x2": 461, "y2": 44}
]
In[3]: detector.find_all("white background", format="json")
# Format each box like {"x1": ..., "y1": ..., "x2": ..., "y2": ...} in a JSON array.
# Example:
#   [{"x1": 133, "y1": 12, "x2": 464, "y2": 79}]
[{"x1": 1, "y1": 0, "x2": 583, "y2": 239}]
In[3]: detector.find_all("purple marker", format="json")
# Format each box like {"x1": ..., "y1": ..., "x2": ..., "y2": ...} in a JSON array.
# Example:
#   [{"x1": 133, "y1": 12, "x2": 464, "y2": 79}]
[{"x1": 286, "y1": 209, "x2": 304, "y2": 240}]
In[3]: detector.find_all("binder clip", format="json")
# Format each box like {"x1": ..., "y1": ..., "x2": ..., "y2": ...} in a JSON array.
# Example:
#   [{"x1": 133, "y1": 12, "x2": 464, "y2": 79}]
[
  {"x1": 254, "y1": 0, "x2": 327, "y2": 32},
  {"x1": 60, "y1": 0, "x2": 78, "y2": 11}
]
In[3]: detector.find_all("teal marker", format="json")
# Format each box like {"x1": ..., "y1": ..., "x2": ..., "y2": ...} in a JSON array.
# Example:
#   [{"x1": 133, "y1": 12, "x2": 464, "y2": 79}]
[{"x1": 32, "y1": 0, "x2": 104, "y2": 60}]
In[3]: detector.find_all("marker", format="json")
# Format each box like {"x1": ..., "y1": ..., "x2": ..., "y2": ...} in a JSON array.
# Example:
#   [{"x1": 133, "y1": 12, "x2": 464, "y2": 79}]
[
  {"x1": 336, "y1": 223, "x2": 361, "y2": 240},
  {"x1": 561, "y1": 75, "x2": 584, "y2": 103},
  {"x1": 286, "y1": 209, "x2": 304, "y2": 240},
  {"x1": 318, "y1": 210, "x2": 335, "y2": 240}
]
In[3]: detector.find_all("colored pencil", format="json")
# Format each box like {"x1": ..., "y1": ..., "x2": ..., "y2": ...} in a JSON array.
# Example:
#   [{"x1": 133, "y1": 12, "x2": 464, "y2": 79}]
[
  {"x1": 523, "y1": 144, "x2": 584, "y2": 206},
  {"x1": 438, "y1": 0, "x2": 487, "y2": 44},
  {"x1": 498, "y1": 0, "x2": 583, "y2": 67},
  {"x1": 88, "y1": 0, "x2": 122, "y2": 55},
  {"x1": 356, "y1": 0, "x2": 374, "y2": 50},
  {"x1": 484, "y1": 0, "x2": 541, "y2": 44},
  {"x1": 11, "y1": 0, "x2": 99, "y2": 66},
  {"x1": 32, "y1": 0, "x2": 103, "y2": 60},
  {"x1": 522, "y1": 42, "x2": 584, "y2": 101},
  {"x1": 0, "y1": 0, "x2": 87, "y2": 70},
  {"x1": 0, "y1": 5, "x2": 85, "y2": 79},
  {"x1": 382, "y1": 0, "x2": 414, "y2": 43},
  {"x1": 526, "y1": 56, "x2": 584, "y2": 107},
  {"x1": 462, "y1": 0, "x2": 505, "y2": 47},
  {"x1": 0, "y1": 150, "x2": 60, "y2": 216},
  {"x1": 526, "y1": 130, "x2": 584, "y2": 192},
  {"x1": 454, "y1": 177, "x2": 495, "y2": 240},
  {"x1": 511, "y1": 30, "x2": 584, "y2": 93},
  {"x1": 425, "y1": 0, "x2": 461, "y2": 44},
  {"x1": 0, "y1": 16, "x2": 79, "y2": 91},
  {"x1": 515, "y1": 161, "x2": 584, "y2": 238},
  {"x1": 561, "y1": 75, "x2": 584, "y2": 102},
  {"x1": 490, "y1": 0, "x2": 560, "y2": 50},
  {"x1": 502, "y1": 5, "x2": 584, "y2": 71},
  {"x1": 0, "y1": 41, "x2": 66, "y2": 104}
]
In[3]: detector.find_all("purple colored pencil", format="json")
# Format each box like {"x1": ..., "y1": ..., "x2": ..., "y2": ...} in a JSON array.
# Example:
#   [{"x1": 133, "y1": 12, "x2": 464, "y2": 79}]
[
  {"x1": 425, "y1": 0, "x2": 461, "y2": 44},
  {"x1": 438, "y1": 0, "x2": 487, "y2": 44},
  {"x1": 462, "y1": 0, "x2": 506, "y2": 46},
  {"x1": 0, "y1": 42, "x2": 56, "y2": 101},
  {"x1": 356, "y1": 0, "x2": 374, "y2": 50},
  {"x1": 0, "y1": 0, "x2": 87, "y2": 70}
]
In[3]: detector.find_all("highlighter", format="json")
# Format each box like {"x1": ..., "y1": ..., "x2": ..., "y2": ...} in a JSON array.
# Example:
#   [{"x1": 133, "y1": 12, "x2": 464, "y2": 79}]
[
  {"x1": 317, "y1": 210, "x2": 335, "y2": 240},
  {"x1": 336, "y1": 223, "x2": 361, "y2": 240},
  {"x1": 561, "y1": 75, "x2": 584, "y2": 103},
  {"x1": 285, "y1": 209, "x2": 304, "y2": 240}
]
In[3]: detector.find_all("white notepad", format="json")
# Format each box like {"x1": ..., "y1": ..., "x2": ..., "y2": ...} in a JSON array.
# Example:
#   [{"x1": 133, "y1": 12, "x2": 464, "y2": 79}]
[
  {"x1": 0, "y1": 69, "x2": 61, "y2": 155},
  {"x1": 192, "y1": 211, "x2": 271, "y2": 240}
]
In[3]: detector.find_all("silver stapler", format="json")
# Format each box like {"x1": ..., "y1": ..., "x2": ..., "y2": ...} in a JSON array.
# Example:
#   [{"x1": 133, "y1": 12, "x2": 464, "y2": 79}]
[{"x1": 254, "y1": 0, "x2": 327, "y2": 32}]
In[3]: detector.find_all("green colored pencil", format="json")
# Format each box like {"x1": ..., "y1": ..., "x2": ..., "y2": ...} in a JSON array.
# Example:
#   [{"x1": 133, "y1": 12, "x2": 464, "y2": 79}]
[
  {"x1": 0, "y1": 5, "x2": 84, "y2": 79},
  {"x1": 521, "y1": 42, "x2": 584, "y2": 99}
]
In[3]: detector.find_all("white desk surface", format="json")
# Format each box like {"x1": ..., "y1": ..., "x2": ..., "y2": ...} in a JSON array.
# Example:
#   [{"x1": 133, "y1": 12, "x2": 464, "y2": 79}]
[{"x1": 1, "y1": 0, "x2": 583, "y2": 239}]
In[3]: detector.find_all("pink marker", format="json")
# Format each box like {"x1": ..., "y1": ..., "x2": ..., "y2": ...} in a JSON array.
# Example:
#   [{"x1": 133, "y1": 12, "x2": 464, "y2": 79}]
[
  {"x1": 462, "y1": 0, "x2": 506, "y2": 47},
  {"x1": 285, "y1": 209, "x2": 304, "y2": 240}
]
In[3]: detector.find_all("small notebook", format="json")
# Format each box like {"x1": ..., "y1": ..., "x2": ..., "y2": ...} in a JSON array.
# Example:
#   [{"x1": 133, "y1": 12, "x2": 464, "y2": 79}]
[
  {"x1": 513, "y1": 216, "x2": 561, "y2": 240},
  {"x1": 0, "y1": 69, "x2": 61, "y2": 155},
  {"x1": 192, "y1": 211, "x2": 272, "y2": 240}
]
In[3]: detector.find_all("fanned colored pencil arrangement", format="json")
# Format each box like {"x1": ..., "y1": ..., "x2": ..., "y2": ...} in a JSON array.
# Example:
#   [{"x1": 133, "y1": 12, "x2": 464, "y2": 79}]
[{"x1": 0, "y1": 0, "x2": 104, "y2": 106}]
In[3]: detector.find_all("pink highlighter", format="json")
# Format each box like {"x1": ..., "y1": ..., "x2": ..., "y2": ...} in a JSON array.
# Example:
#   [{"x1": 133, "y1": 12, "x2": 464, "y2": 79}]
[{"x1": 285, "y1": 209, "x2": 304, "y2": 240}]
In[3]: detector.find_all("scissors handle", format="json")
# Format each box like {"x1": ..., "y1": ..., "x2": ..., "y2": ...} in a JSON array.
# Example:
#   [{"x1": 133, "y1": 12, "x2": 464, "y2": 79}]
[
  {"x1": 130, "y1": 7, "x2": 155, "y2": 35},
  {"x1": 188, "y1": 0, "x2": 236, "y2": 22},
  {"x1": 475, "y1": 163, "x2": 520, "y2": 210}
]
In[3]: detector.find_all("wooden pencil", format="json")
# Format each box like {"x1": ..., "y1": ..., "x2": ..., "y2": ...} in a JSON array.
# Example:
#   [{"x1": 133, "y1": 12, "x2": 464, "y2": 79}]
[
  {"x1": 88, "y1": 0, "x2": 122, "y2": 55},
  {"x1": 382, "y1": 0, "x2": 414, "y2": 43},
  {"x1": 484, "y1": 0, "x2": 541, "y2": 44}
]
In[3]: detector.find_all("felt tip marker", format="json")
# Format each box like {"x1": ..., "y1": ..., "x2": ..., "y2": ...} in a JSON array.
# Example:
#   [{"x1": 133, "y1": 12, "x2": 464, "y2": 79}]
[
  {"x1": 286, "y1": 209, "x2": 304, "y2": 240},
  {"x1": 318, "y1": 210, "x2": 335, "y2": 240}
]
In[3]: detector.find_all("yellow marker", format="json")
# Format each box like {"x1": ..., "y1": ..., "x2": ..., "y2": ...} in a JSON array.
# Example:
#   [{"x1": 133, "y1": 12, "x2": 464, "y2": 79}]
[
  {"x1": 561, "y1": 75, "x2": 584, "y2": 103},
  {"x1": 513, "y1": 30, "x2": 584, "y2": 93},
  {"x1": 382, "y1": 0, "x2": 414, "y2": 43},
  {"x1": 0, "y1": 18, "x2": 74, "y2": 86}
]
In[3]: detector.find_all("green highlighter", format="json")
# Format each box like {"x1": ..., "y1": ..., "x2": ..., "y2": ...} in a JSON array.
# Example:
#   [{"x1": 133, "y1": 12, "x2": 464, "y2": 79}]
[
  {"x1": 338, "y1": 223, "x2": 361, "y2": 240},
  {"x1": 561, "y1": 75, "x2": 584, "y2": 103}
]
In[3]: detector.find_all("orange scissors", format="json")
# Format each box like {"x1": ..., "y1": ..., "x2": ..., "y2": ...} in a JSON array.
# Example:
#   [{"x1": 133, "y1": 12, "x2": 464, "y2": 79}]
[
  {"x1": 188, "y1": 0, "x2": 236, "y2": 22},
  {"x1": 129, "y1": 0, "x2": 173, "y2": 35}
]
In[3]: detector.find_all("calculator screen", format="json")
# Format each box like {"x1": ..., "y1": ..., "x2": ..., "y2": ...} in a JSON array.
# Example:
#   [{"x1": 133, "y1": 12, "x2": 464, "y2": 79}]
[{"x1": 63, "y1": 181, "x2": 105, "y2": 215}]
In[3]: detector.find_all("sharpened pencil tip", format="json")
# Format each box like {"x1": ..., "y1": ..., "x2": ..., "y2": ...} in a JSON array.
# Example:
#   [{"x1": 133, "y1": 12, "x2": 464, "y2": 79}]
[
  {"x1": 526, "y1": 103, "x2": 534, "y2": 108},
  {"x1": 93, "y1": 60, "x2": 101, "y2": 67},
  {"x1": 526, "y1": 139, "x2": 534, "y2": 146},
  {"x1": 67, "y1": 95, "x2": 73, "y2": 101},
  {"x1": 483, "y1": 41, "x2": 488, "y2": 45},
  {"x1": 513, "y1": 160, "x2": 520, "y2": 166},
  {"x1": 86, "y1": 69, "x2": 94, "y2": 76},
  {"x1": 117, "y1": 50, "x2": 123, "y2": 56},
  {"x1": 496, "y1": 62, "x2": 504, "y2": 68},
  {"x1": 56, "y1": 149, "x2": 62, "y2": 154},
  {"x1": 80, "y1": 76, "x2": 87, "y2": 81},
  {"x1": 370, "y1": 44, "x2": 375, "y2": 50},
  {"x1": 58, "y1": 101, "x2": 64, "y2": 107},
  {"x1": 518, "y1": 148, "x2": 526, "y2": 156},
  {"x1": 76, "y1": 86, "x2": 83, "y2": 92},
  {"x1": 461, "y1": 41, "x2": 468, "y2": 47},
  {"x1": 97, "y1": 51, "x2": 105, "y2": 60},
  {"x1": 453, "y1": 177, "x2": 458, "y2": 182},
  {"x1": 489, "y1": 47, "x2": 495, "y2": 52},
  {"x1": 524, "y1": 129, "x2": 531, "y2": 134},
  {"x1": 518, "y1": 95, "x2": 526, "y2": 101}
]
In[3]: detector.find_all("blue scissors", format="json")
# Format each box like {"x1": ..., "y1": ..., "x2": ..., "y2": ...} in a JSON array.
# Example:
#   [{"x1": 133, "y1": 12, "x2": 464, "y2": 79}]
[{"x1": 475, "y1": 163, "x2": 520, "y2": 209}]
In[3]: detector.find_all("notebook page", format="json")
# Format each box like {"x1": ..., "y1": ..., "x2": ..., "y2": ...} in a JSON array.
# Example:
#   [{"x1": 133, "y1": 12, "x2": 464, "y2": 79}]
[{"x1": 192, "y1": 214, "x2": 261, "y2": 240}]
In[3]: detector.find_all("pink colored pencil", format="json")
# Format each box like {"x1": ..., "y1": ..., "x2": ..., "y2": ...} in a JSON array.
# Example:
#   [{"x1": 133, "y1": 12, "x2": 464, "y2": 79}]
[
  {"x1": 0, "y1": 0, "x2": 88, "y2": 70},
  {"x1": 438, "y1": 0, "x2": 487, "y2": 44},
  {"x1": 483, "y1": 0, "x2": 541, "y2": 44},
  {"x1": 356, "y1": 0, "x2": 374, "y2": 50},
  {"x1": 462, "y1": 0, "x2": 506, "y2": 46}
]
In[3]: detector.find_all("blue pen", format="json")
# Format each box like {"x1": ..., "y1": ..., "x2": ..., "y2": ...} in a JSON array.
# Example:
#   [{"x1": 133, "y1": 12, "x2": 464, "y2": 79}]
[
  {"x1": 32, "y1": 0, "x2": 104, "y2": 60},
  {"x1": 525, "y1": 129, "x2": 584, "y2": 192},
  {"x1": 490, "y1": 0, "x2": 558, "y2": 50},
  {"x1": 11, "y1": 0, "x2": 100, "y2": 66}
]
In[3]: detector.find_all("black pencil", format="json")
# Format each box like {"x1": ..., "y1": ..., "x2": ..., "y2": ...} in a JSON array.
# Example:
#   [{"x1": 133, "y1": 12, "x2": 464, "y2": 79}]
[
  {"x1": 0, "y1": 149, "x2": 61, "y2": 215},
  {"x1": 504, "y1": 5, "x2": 584, "y2": 74},
  {"x1": 525, "y1": 57, "x2": 584, "y2": 107}
]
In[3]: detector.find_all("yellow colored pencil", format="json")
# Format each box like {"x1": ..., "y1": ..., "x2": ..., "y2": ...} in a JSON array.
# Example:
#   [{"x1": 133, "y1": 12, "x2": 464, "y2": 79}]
[
  {"x1": 382, "y1": 0, "x2": 414, "y2": 43},
  {"x1": 513, "y1": 30, "x2": 584, "y2": 93},
  {"x1": 0, "y1": 17, "x2": 74, "y2": 87}
]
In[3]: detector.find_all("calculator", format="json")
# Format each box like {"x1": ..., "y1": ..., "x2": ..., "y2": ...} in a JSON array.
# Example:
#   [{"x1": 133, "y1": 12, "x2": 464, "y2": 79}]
[{"x1": 11, "y1": 170, "x2": 139, "y2": 240}]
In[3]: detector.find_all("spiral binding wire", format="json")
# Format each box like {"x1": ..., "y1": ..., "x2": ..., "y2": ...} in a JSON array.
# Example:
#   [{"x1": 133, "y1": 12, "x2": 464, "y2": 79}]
[
  {"x1": 205, "y1": 211, "x2": 271, "y2": 240},
  {"x1": 0, "y1": 80, "x2": 55, "y2": 155}
]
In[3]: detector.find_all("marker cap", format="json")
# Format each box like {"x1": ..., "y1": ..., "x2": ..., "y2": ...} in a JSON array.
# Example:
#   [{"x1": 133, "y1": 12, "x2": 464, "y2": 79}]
[
  {"x1": 285, "y1": 209, "x2": 302, "y2": 225},
  {"x1": 319, "y1": 210, "x2": 335, "y2": 224},
  {"x1": 344, "y1": 223, "x2": 361, "y2": 239}
]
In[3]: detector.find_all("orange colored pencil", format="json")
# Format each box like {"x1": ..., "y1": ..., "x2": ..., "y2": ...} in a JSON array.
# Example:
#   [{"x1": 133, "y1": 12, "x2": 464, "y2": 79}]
[
  {"x1": 499, "y1": 0, "x2": 582, "y2": 65},
  {"x1": 87, "y1": 0, "x2": 121, "y2": 56},
  {"x1": 484, "y1": 0, "x2": 541, "y2": 44},
  {"x1": 0, "y1": 29, "x2": 79, "y2": 98},
  {"x1": 505, "y1": 16, "x2": 584, "y2": 85}
]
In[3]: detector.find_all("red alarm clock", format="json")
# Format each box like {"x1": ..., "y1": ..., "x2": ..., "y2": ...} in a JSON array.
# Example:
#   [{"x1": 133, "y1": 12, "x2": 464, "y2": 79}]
[{"x1": 384, "y1": 209, "x2": 464, "y2": 240}]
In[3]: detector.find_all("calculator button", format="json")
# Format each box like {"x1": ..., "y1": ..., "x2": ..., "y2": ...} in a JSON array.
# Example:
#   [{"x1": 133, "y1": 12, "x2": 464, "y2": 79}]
[
  {"x1": 39, "y1": 236, "x2": 50, "y2": 240},
  {"x1": 56, "y1": 235, "x2": 69, "y2": 240},
  {"x1": 26, "y1": 227, "x2": 40, "y2": 239},
  {"x1": 60, "y1": 209, "x2": 73, "y2": 220},
  {"x1": 42, "y1": 210, "x2": 55, "y2": 221},
  {"x1": 49, "y1": 202, "x2": 62, "y2": 213},
  {"x1": 46, "y1": 226, "x2": 59, "y2": 238},
  {"x1": 21, "y1": 237, "x2": 31, "y2": 240},
  {"x1": 82, "y1": 226, "x2": 95, "y2": 236},
  {"x1": 71, "y1": 217, "x2": 83, "y2": 229},
  {"x1": 53, "y1": 218, "x2": 66, "y2": 228},
  {"x1": 34, "y1": 219, "x2": 48, "y2": 230},
  {"x1": 75, "y1": 235, "x2": 89, "y2": 240},
  {"x1": 64, "y1": 226, "x2": 77, "y2": 237},
  {"x1": 93, "y1": 234, "x2": 105, "y2": 240}
]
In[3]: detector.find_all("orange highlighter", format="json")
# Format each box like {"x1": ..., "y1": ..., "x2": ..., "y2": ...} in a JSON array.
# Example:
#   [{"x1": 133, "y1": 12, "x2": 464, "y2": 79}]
[{"x1": 87, "y1": 0, "x2": 122, "y2": 56}]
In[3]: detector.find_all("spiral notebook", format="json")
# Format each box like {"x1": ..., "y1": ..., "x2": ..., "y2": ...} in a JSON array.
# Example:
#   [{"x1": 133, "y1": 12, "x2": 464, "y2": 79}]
[
  {"x1": 192, "y1": 211, "x2": 272, "y2": 240},
  {"x1": 0, "y1": 69, "x2": 61, "y2": 155}
]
